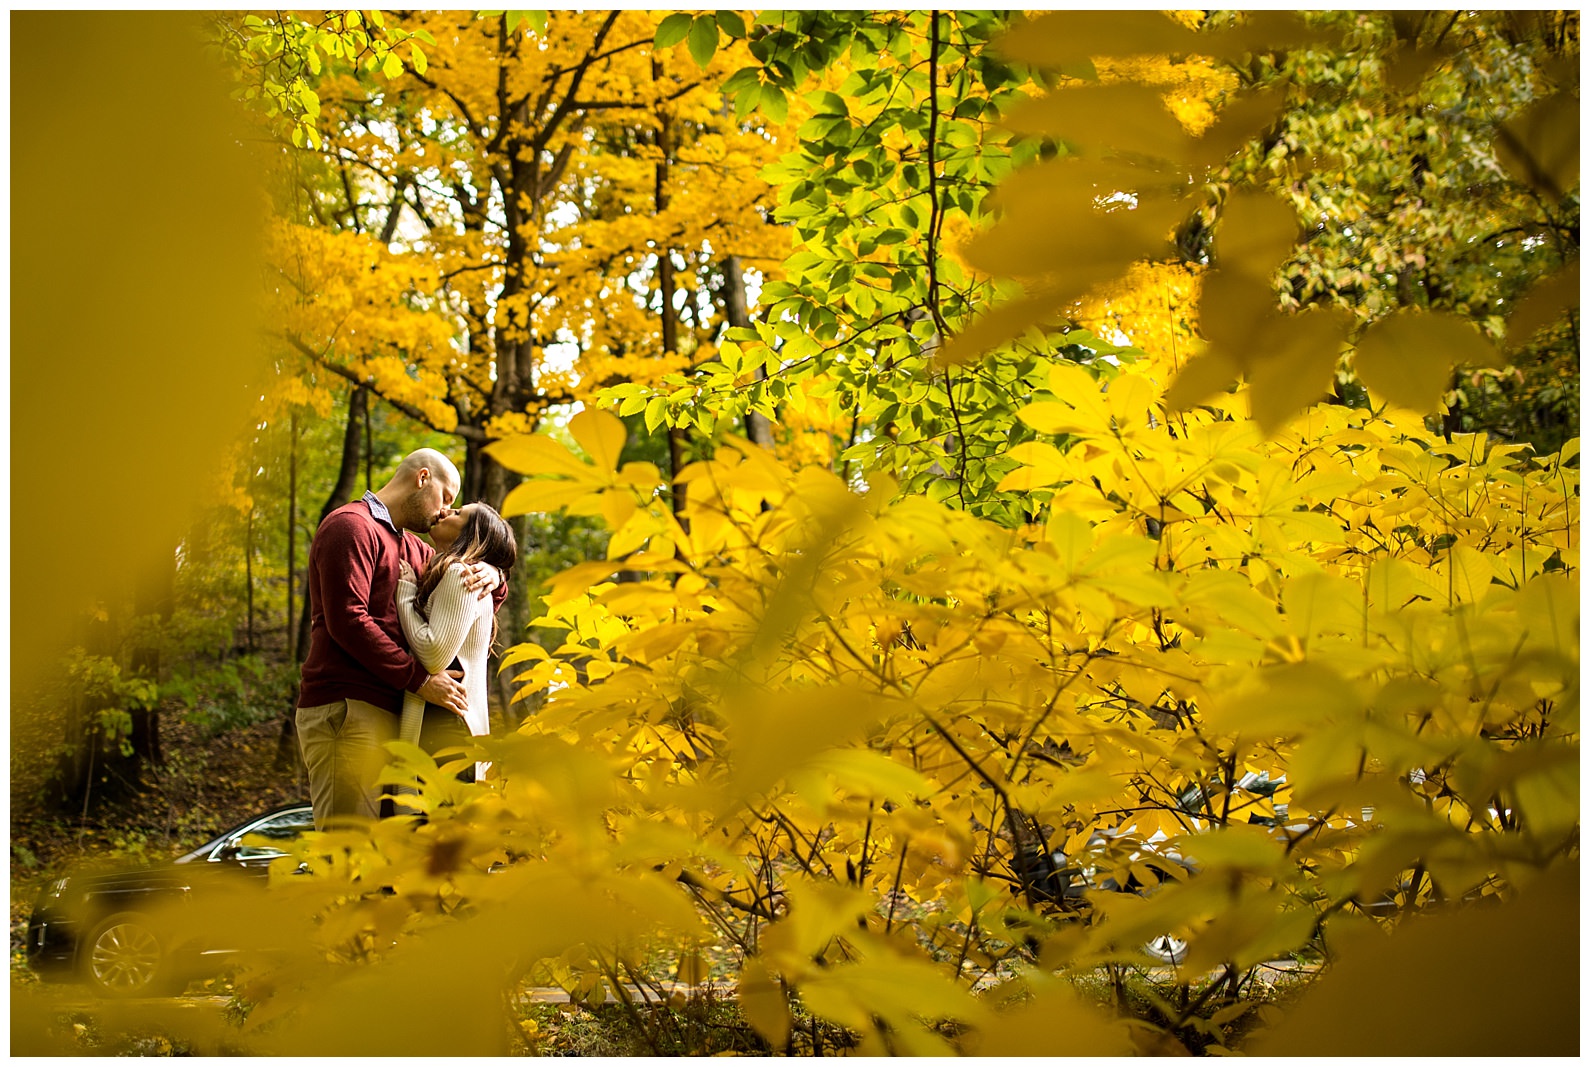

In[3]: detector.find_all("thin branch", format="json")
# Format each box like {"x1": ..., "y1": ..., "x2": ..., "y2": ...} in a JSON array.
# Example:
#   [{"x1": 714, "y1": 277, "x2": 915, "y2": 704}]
[{"x1": 283, "y1": 331, "x2": 488, "y2": 443}]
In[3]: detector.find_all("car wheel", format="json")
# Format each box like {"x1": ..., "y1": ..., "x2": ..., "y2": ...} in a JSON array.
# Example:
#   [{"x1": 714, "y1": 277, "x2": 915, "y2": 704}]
[
  {"x1": 1142, "y1": 934, "x2": 1188, "y2": 965},
  {"x1": 83, "y1": 913, "x2": 181, "y2": 997}
]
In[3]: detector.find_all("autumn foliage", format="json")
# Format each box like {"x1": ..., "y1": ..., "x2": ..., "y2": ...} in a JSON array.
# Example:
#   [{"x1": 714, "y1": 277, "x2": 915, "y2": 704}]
[{"x1": 11, "y1": 9, "x2": 1577, "y2": 1058}]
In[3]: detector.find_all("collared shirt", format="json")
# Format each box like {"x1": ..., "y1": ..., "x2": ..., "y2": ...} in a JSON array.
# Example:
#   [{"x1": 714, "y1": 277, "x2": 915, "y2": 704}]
[{"x1": 362, "y1": 490, "x2": 398, "y2": 534}]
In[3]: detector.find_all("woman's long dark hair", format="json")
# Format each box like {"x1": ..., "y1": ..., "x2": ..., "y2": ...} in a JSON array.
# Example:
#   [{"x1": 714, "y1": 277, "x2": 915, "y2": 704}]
[{"x1": 414, "y1": 503, "x2": 517, "y2": 645}]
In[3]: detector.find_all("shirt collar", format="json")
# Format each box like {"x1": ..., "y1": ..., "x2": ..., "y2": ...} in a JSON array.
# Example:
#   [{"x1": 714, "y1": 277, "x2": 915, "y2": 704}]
[{"x1": 362, "y1": 491, "x2": 400, "y2": 535}]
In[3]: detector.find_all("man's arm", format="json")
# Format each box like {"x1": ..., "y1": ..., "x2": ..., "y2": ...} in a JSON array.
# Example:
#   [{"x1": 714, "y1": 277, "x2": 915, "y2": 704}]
[{"x1": 315, "y1": 514, "x2": 430, "y2": 694}]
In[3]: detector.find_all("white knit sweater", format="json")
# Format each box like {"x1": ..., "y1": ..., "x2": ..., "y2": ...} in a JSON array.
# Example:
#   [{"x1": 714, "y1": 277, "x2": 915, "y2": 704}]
[{"x1": 395, "y1": 562, "x2": 495, "y2": 779}]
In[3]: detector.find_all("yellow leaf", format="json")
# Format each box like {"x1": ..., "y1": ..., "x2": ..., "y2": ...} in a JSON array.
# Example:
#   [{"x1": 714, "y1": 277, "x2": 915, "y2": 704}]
[
  {"x1": 598, "y1": 488, "x2": 638, "y2": 530},
  {"x1": 1366, "y1": 557, "x2": 1435, "y2": 613},
  {"x1": 1003, "y1": 84, "x2": 1188, "y2": 161},
  {"x1": 1177, "y1": 824, "x2": 1287, "y2": 871},
  {"x1": 500, "y1": 479, "x2": 594, "y2": 518},
  {"x1": 1494, "y1": 92, "x2": 1579, "y2": 201},
  {"x1": 1248, "y1": 870, "x2": 1578, "y2": 1055},
  {"x1": 1202, "y1": 661, "x2": 1360, "y2": 738},
  {"x1": 1104, "y1": 372, "x2": 1155, "y2": 429},
  {"x1": 936, "y1": 289, "x2": 1068, "y2": 367},
  {"x1": 965, "y1": 986, "x2": 1133, "y2": 1056},
  {"x1": 1353, "y1": 310, "x2": 1502, "y2": 413},
  {"x1": 1505, "y1": 263, "x2": 1579, "y2": 351},
  {"x1": 486, "y1": 433, "x2": 589, "y2": 477},
  {"x1": 675, "y1": 951, "x2": 708, "y2": 986},
  {"x1": 1165, "y1": 350, "x2": 1241, "y2": 411},
  {"x1": 995, "y1": 198, "x2": 1185, "y2": 282},
  {"x1": 1516, "y1": 572, "x2": 1577, "y2": 656},
  {"x1": 998, "y1": 440, "x2": 1069, "y2": 490},
  {"x1": 1199, "y1": 268, "x2": 1280, "y2": 358},
  {"x1": 545, "y1": 560, "x2": 625, "y2": 604},
  {"x1": 568, "y1": 407, "x2": 627, "y2": 472},
  {"x1": 808, "y1": 747, "x2": 931, "y2": 805},
  {"x1": 1281, "y1": 571, "x2": 1363, "y2": 643},
  {"x1": 798, "y1": 955, "x2": 989, "y2": 1035},
  {"x1": 1432, "y1": 546, "x2": 1496, "y2": 605},
  {"x1": 738, "y1": 959, "x2": 791, "y2": 1048},
  {"x1": 1190, "y1": 86, "x2": 1288, "y2": 167},
  {"x1": 1215, "y1": 190, "x2": 1298, "y2": 276},
  {"x1": 994, "y1": 11, "x2": 1198, "y2": 66},
  {"x1": 990, "y1": 157, "x2": 1178, "y2": 217},
  {"x1": 1248, "y1": 309, "x2": 1352, "y2": 433}
]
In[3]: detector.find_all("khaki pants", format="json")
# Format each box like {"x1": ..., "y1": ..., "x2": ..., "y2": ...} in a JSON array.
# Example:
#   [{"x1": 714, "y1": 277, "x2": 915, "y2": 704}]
[{"x1": 296, "y1": 699, "x2": 396, "y2": 830}]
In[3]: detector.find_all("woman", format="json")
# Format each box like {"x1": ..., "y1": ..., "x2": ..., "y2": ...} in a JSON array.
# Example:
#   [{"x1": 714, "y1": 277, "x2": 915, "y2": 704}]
[{"x1": 395, "y1": 501, "x2": 517, "y2": 783}]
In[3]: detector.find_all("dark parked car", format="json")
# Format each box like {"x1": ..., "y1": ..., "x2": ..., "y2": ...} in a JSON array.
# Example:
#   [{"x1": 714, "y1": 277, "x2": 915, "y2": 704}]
[
  {"x1": 26, "y1": 802, "x2": 315, "y2": 997},
  {"x1": 1014, "y1": 773, "x2": 1290, "y2": 965}
]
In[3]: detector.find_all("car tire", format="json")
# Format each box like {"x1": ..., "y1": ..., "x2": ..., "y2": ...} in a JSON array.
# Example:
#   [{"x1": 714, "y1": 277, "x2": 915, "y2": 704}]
[
  {"x1": 82, "y1": 912, "x2": 183, "y2": 998},
  {"x1": 1142, "y1": 934, "x2": 1189, "y2": 965}
]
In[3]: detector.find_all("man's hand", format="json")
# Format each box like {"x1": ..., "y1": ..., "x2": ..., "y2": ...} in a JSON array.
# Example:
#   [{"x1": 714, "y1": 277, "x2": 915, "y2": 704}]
[
  {"x1": 415, "y1": 669, "x2": 467, "y2": 714},
  {"x1": 460, "y1": 562, "x2": 501, "y2": 601}
]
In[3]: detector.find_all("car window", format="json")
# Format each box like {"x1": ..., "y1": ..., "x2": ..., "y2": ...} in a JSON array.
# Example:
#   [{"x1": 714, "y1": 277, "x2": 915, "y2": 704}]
[{"x1": 230, "y1": 809, "x2": 315, "y2": 859}]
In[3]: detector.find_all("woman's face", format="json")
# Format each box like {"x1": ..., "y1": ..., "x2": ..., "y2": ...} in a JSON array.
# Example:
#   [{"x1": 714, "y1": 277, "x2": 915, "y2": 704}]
[{"x1": 429, "y1": 504, "x2": 471, "y2": 550}]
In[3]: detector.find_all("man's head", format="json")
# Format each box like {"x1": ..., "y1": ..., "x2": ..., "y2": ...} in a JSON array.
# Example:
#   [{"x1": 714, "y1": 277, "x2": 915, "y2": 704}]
[{"x1": 380, "y1": 448, "x2": 461, "y2": 533}]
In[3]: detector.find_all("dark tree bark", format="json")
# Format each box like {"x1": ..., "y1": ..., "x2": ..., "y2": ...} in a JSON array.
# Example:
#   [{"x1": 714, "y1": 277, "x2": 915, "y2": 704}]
[
  {"x1": 49, "y1": 616, "x2": 130, "y2": 813},
  {"x1": 127, "y1": 561, "x2": 172, "y2": 766},
  {"x1": 245, "y1": 504, "x2": 256, "y2": 651},
  {"x1": 723, "y1": 254, "x2": 774, "y2": 448},
  {"x1": 653, "y1": 64, "x2": 689, "y2": 519},
  {"x1": 286, "y1": 410, "x2": 299, "y2": 662}
]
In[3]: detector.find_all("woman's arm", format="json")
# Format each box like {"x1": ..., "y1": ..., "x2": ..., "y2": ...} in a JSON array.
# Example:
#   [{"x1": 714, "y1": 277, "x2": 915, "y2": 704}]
[{"x1": 395, "y1": 563, "x2": 477, "y2": 675}]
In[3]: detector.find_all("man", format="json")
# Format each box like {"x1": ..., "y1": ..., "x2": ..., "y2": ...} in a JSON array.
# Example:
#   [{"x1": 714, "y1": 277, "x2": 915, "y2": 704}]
[{"x1": 296, "y1": 448, "x2": 503, "y2": 828}]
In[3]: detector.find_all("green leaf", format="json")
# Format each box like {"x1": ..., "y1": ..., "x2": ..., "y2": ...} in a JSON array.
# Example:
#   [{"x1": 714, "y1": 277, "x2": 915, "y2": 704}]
[
  {"x1": 715, "y1": 10, "x2": 747, "y2": 38},
  {"x1": 644, "y1": 395, "x2": 669, "y2": 433},
  {"x1": 408, "y1": 42, "x2": 428, "y2": 76},
  {"x1": 721, "y1": 66, "x2": 761, "y2": 94},
  {"x1": 734, "y1": 87, "x2": 759, "y2": 122},
  {"x1": 382, "y1": 51, "x2": 403, "y2": 80},
  {"x1": 760, "y1": 83, "x2": 788, "y2": 124},
  {"x1": 655, "y1": 12, "x2": 694, "y2": 49},
  {"x1": 687, "y1": 15, "x2": 720, "y2": 68}
]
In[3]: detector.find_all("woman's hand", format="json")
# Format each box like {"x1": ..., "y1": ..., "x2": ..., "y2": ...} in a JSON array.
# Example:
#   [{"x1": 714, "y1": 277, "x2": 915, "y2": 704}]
[
  {"x1": 398, "y1": 560, "x2": 417, "y2": 583},
  {"x1": 461, "y1": 562, "x2": 501, "y2": 600}
]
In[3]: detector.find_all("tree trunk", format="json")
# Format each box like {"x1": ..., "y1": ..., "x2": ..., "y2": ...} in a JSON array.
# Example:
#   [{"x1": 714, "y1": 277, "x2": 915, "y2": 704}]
[
  {"x1": 50, "y1": 616, "x2": 123, "y2": 813},
  {"x1": 127, "y1": 559, "x2": 172, "y2": 766},
  {"x1": 286, "y1": 410, "x2": 298, "y2": 661},
  {"x1": 653, "y1": 73, "x2": 689, "y2": 518},
  {"x1": 492, "y1": 511, "x2": 535, "y2": 730},
  {"x1": 245, "y1": 504, "x2": 256, "y2": 651},
  {"x1": 723, "y1": 254, "x2": 774, "y2": 448}
]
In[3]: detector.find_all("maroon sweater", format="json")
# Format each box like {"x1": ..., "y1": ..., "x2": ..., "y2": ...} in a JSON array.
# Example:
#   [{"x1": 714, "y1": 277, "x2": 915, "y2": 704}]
[{"x1": 297, "y1": 499, "x2": 435, "y2": 714}]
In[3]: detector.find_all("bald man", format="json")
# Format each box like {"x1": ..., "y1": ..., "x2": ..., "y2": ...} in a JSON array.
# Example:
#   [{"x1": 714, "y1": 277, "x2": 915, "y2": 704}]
[{"x1": 296, "y1": 448, "x2": 503, "y2": 827}]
